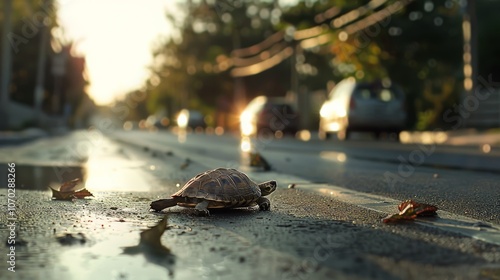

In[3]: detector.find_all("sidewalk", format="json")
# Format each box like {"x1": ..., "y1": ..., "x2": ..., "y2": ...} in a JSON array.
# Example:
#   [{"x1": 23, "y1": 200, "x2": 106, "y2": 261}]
[
  {"x1": 441, "y1": 129, "x2": 500, "y2": 146},
  {"x1": 0, "y1": 127, "x2": 49, "y2": 145},
  {"x1": 305, "y1": 128, "x2": 500, "y2": 147},
  {"x1": 2, "y1": 126, "x2": 500, "y2": 148}
]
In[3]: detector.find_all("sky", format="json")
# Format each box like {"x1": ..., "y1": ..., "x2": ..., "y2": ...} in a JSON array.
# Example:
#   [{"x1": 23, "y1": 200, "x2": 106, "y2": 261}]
[{"x1": 56, "y1": 0, "x2": 176, "y2": 105}]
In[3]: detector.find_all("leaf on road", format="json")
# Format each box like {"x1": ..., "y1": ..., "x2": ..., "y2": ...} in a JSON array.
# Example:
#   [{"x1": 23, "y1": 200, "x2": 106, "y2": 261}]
[
  {"x1": 180, "y1": 158, "x2": 191, "y2": 170},
  {"x1": 398, "y1": 199, "x2": 438, "y2": 216},
  {"x1": 250, "y1": 152, "x2": 271, "y2": 171},
  {"x1": 72, "y1": 188, "x2": 94, "y2": 199},
  {"x1": 50, "y1": 178, "x2": 93, "y2": 200},
  {"x1": 60, "y1": 178, "x2": 81, "y2": 192},
  {"x1": 382, "y1": 199, "x2": 438, "y2": 223}
]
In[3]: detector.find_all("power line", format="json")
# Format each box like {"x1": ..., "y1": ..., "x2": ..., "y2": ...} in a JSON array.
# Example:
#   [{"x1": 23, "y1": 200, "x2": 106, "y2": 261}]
[
  {"x1": 331, "y1": 0, "x2": 388, "y2": 29},
  {"x1": 343, "y1": 0, "x2": 412, "y2": 35},
  {"x1": 222, "y1": 0, "x2": 415, "y2": 77},
  {"x1": 231, "y1": 46, "x2": 294, "y2": 77},
  {"x1": 232, "y1": 41, "x2": 289, "y2": 67},
  {"x1": 231, "y1": 30, "x2": 285, "y2": 58}
]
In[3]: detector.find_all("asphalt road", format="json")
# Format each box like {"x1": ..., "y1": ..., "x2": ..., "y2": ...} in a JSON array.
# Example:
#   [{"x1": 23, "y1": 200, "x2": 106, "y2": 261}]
[
  {"x1": 0, "y1": 129, "x2": 499, "y2": 279},
  {"x1": 111, "y1": 129, "x2": 500, "y2": 225}
]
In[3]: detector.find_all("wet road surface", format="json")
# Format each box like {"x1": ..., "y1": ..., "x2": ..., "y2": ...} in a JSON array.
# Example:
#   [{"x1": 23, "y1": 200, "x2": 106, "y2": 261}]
[
  {"x1": 0, "y1": 129, "x2": 499, "y2": 279},
  {"x1": 111, "y1": 129, "x2": 500, "y2": 225}
]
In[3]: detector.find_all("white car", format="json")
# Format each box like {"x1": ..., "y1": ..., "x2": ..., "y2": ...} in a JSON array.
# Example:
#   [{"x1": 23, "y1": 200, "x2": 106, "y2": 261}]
[
  {"x1": 240, "y1": 96, "x2": 299, "y2": 137},
  {"x1": 319, "y1": 77, "x2": 407, "y2": 141}
]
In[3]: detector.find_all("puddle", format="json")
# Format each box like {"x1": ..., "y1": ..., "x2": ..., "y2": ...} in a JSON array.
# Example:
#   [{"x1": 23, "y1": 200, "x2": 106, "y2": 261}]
[
  {"x1": 54, "y1": 218, "x2": 251, "y2": 280},
  {"x1": 0, "y1": 165, "x2": 85, "y2": 190},
  {"x1": 0, "y1": 162, "x2": 155, "y2": 192},
  {"x1": 58, "y1": 231, "x2": 173, "y2": 279}
]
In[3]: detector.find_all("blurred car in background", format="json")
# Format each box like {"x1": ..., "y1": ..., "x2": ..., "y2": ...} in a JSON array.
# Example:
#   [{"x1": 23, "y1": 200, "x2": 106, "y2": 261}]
[
  {"x1": 319, "y1": 77, "x2": 407, "y2": 141},
  {"x1": 240, "y1": 96, "x2": 299, "y2": 137},
  {"x1": 176, "y1": 109, "x2": 206, "y2": 130},
  {"x1": 153, "y1": 117, "x2": 170, "y2": 129}
]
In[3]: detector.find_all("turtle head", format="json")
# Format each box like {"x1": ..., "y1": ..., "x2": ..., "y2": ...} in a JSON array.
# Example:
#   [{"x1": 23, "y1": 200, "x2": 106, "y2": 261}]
[{"x1": 259, "y1": 180, "x2": 277, "y2": 196}]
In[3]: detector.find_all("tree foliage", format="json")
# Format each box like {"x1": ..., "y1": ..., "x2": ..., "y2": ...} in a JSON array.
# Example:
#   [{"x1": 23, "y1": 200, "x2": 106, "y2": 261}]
[
  {"x1": 148, "y1": 0, "x2": 292, "y2": 124},
  {"x1": 0, "y1": 0, "x2": 92, "y2": 128},
  {"x1": 0, "y1": 0, "x2": 57, "y2": 106},
  {"x1": 146, "y1": 0, "x2": 499, "y2": 130}
]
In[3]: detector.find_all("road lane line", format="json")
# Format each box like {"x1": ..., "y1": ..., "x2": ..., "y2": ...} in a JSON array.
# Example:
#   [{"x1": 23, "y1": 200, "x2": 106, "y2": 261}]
[
  {"x1": 109, "y1": 132, "x2": 500, "y2": 246},
  {"x1": 291, "y1": 182, "x2": 500, "y2": 246},
  {"x1": 242, "y1": 170, "x2": 500, "y2": 247}
]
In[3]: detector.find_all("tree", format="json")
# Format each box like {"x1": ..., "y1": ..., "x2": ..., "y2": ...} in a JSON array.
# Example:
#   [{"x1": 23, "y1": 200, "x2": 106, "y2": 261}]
[
  {"x1": 0, "y1": 0, "x2": 57, "y2": 106},
  {"x1": 477, "y1": 0, "x2": 500, "y2": 79},
  {"x1": 0, "y1": 0, "x2": 92, "y2": 128},
  {"x1": 146, "y1": 0, "x2": 499, "y2": 131},
  {"x1": 148, "y1": 0, "x2": 289, "y2": 127},
  {"x1": 290, "y1": 0, "x2": 464, "y2": 129}
]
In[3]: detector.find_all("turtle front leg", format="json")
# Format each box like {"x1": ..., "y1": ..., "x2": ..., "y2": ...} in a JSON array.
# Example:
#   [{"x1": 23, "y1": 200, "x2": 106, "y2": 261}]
[
  {"x1": 194, "y1": 200, "x2": 210, "y2": 216},
  {"x1": 256, "y1": 197, "x2": 271, "y2": 211},
  {"x1": 150, "y1": 198, "x2": 177, "y2": 212}
]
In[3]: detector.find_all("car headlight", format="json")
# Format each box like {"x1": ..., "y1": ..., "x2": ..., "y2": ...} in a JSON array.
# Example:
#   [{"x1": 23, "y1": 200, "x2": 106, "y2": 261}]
[
  {"x1": 319, "y1": 105, "x2": 330, "y2": 118},
  {"x1": 177, "y1": 111, "x2": 189, "y2": 128}
]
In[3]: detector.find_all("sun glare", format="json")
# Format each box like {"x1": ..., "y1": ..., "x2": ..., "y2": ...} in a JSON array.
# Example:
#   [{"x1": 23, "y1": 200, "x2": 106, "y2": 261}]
[{"x1": 56, "y1": 0, "x2": 175, "y2": 105}]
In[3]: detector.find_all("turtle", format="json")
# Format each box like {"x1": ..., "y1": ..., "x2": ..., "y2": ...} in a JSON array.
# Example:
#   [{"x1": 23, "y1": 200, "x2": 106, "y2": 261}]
[{"x1": 150, "y1": 168, "x2": 277, "y2": 216}]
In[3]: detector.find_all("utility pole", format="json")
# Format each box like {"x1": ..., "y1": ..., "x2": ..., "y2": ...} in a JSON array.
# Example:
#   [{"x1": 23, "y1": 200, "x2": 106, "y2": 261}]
[
  {"x1": 461, "y1": 0, "x2": 477, "y2": 128},
  {"x1": 34, "y1": 20, "x2": 50, "y2": 124},
  {"x1": 462, "y1": 0, "x2": 477, "y2": 99},
  {"x1": 0, "y1": 0, "x2": 13, "y2": 130}
]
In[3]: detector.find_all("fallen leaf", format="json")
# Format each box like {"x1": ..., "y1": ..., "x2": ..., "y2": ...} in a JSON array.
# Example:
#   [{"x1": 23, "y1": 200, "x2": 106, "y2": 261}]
[
  {"x1": 382, "y1": 204, "x2": 417, "y2": 223},
  {"x1": 250, "y1": 152, "x2": 271, "y2": 171},
  {"x1": 398, "y1": 199, "x2": 438, "y2": 216},
  {"x1": 180, "y1": 158, "x2": 191, "y2": 170},
  {"x1": 382, "y1": 200, "x2": 438, "y2": 223},
  {"x1": 50, "y1": 187, "x2": 76, "y2": 200},
  {"x1": 60, "y1": 178, "x2": 81, "y2": 192},
  {"x1": 50, "y1": 178, "x2": 93, "y2": 200},
  {"x1": 72, "y1": 188, "x2": 94, "y2": 199}
]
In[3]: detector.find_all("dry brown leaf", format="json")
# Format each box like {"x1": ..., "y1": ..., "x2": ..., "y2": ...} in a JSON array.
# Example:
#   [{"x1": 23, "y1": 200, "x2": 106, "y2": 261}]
[
  {"x1": 50, "y1": 187, "x2": 76, "y2": 200},
  {"x1": 72, "y1": 188, "x2": 94, "y2": 199},
  {"x1": 50, "y1": 178, "x2": 93, "y2": 200},
  {"x1": 398, "y1": 199, "x2": 438, "y2": 216},
  {"x1": 382, "y1": 204, "x2": 417, "y2": 223},
  {"x1": 382, "y1": 200, "x2": 438, "y2": 223},
  {"x1": 250, "y1": 152, "x2": 271, "y2": 171},
  {"x1": 60, "y1": 178, "x2": 81, "y2": 192}
]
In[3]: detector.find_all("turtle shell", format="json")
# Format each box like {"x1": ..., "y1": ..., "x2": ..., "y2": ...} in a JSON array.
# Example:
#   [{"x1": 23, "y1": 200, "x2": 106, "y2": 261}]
[{"x1": 172, "y1": 168, "x2": 261, "y2": 208}]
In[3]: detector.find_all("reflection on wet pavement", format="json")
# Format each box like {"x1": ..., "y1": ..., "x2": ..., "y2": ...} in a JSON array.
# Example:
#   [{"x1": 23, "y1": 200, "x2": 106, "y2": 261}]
[
  {"x1": 239, "y1": 136, "x2": 272, "y2": 171},
  {"x1": 122, "y1": 216, "x2": 175, "y2": 277},
  {"x1": 1, "y1": 165, "x2": 85, "y2": 190},
  {"x1": 240, "y1": 136, "x2": 252, "y2": 153},
  {"x1": 319, "y1": 151, "x2": 348, "y2": 163},
  {"x1": 0, "y1": 130, "x2": 158, "y2": 192}
]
